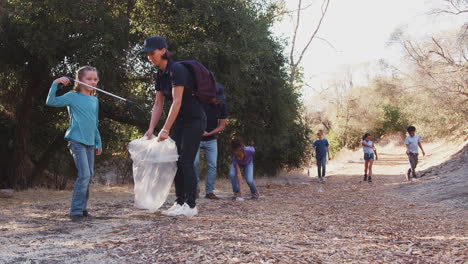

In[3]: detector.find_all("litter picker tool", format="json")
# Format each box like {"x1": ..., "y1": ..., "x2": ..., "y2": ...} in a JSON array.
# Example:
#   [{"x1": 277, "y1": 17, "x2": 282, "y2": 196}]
[
  {"x1": 66, "y1": 77, "x2": 136, "y2": 105},
  {"x1": 308, "y1": 153, "x2": 314, "y2": 177}
]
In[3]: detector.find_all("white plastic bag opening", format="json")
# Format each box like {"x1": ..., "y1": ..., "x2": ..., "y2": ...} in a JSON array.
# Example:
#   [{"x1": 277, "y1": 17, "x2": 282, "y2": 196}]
[{"x1": 128, "y1": 136, "x2": 179, "y2": 212}]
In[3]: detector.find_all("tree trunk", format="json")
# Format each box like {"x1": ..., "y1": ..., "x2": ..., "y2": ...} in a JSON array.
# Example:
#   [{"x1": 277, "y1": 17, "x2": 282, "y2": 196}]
[
  {"x1": 100, "y1": 101, "x2": 149, "y2": 130},
  {"x1": 10, "y1": 91, "x2": 37, "y2": 189},
  {"x1": 9, "y1": 62, "x2": 49, "y2": 189},
  {"x1": 31, "y1": 131, "x2": 66, "y2": 186}
]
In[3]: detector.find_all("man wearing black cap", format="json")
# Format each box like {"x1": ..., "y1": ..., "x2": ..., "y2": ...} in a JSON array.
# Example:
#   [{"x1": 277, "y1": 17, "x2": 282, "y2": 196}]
[
  {"x1": 194, "y1": 82, "x2": 228, "y2": 200},
  {"x1": 141, "y1": 36, "x2": 206, "y2": 217}
]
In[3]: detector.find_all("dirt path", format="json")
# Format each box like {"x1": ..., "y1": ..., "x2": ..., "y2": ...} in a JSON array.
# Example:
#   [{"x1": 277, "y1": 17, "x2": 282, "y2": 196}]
[{"x1": 1, "y1": 142, "x2": 467, "y2": 263}]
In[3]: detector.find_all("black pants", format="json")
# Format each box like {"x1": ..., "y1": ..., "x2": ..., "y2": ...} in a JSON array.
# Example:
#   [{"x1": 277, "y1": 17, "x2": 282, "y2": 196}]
[{"x1": 171, "y1": 117, "x2": 206, "y2": 208}]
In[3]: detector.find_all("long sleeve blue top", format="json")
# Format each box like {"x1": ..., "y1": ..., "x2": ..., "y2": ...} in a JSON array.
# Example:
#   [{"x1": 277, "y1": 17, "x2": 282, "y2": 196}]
[{"x1": 46, "y1": 82, "x2": 102, "y2": 149}]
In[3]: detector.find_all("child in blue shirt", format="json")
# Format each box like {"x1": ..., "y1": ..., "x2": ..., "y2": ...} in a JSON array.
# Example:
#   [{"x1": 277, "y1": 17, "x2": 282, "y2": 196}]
[
  {"x1": 312, "y1": 130, "x2": 330, "y2": 182},
  {"x1": 46, "y1": 66, "x2": 102, "y2": 222}
]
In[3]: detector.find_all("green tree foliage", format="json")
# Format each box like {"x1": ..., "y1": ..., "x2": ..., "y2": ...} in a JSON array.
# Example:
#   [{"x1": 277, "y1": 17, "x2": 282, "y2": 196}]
[
  {"x1": 0, "y1": 0, "x2": 310, "y2": 189},
  {"x1": 0, "y1": 0, "x2": 143, "y2": 189},
  {"x1": 131, "y1": 0, "x2": 311, "y2": 174},
  {"x1": 376, "y1": 104, "x2": 409, "y2": 136}
]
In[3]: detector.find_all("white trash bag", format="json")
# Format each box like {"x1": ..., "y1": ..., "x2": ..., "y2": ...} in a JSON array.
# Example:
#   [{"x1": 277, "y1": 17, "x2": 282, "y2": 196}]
[{"x1": 128, "y1": 136, "x2": 179, "y2": 212}]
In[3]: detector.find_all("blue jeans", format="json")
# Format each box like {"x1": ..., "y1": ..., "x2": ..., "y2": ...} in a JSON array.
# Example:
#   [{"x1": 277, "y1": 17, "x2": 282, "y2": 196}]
[
  {"x1": 229, "y1": 161, "x2": 257, "y2": 194},
  {"x1": 194, "y1": 139, "x2": 218, "y2": 194},
  {"x1": 316, "y1": 155, "x2": 326, "y2": 178},
  {"x1": 68, "y1": 140, "x2": 95, "y2": 216}
]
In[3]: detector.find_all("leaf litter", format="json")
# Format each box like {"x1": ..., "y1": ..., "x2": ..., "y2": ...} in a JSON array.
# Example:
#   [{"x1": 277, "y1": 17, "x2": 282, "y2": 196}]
[{"x1": 0, "y1": 140, "x2": 467, "y2": 263}]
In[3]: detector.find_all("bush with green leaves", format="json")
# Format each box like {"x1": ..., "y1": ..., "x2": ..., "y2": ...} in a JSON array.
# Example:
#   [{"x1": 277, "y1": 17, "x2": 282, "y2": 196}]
[{"x1": 0, "y1": 0, "x2": 310, "y2": 189}]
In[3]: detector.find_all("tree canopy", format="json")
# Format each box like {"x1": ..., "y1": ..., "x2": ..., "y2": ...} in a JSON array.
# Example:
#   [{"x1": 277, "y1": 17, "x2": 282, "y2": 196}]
[{"x1": 0, "y1": 0, "x2": 310, "y2": 189}]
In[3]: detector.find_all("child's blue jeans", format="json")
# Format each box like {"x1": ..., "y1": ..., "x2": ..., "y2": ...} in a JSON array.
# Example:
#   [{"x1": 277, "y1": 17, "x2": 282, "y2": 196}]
[
  {"x1": 68, "y1": 140, "x2": 95, "y2": 216},
  {"x1": 229, "y1": 161, "x2": 257, "y2": 194},
  {"x1": 316, "y1": 155, "x2": 327, "y2": 178}
]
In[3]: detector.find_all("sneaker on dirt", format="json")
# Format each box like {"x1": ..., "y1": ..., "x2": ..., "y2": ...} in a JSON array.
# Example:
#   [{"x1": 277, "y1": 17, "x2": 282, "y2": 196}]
[
  {"x1": 251, "y1": 193, "x2": 259, "y2": 200},
  {"x1": 83, "y1": 210, "x2": 92, "y2": 218},
  {"x1": 181, "y1": 205, "x2": 198, "y2": 217},
  {"x1": 70, "y1": 215, "x2": 85, "y2": 222},
  {"x1": 234, "y1": 197, "x2": 245, "y2": 201},
  {"x1": 205, "y1": 193, "x2": 220, "y2": 200},
  {"x1": 162, "y1": 202, "x2": 182, "y2": 216},
  {"x1": 167, "y1": 203, "x2": 197, "y2": 217}
]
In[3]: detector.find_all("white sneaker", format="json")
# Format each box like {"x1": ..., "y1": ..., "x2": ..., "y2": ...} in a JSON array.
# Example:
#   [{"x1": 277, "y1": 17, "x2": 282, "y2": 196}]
[
  {"x1": 161, "y1": 202, "x2": 182, "y2": 216},
  {"x1": 234, "y1": 197, "x2": 245, "y2": 201},
  {"x1": 167, "y1": 203, "x2": 198, "y2": 217}
]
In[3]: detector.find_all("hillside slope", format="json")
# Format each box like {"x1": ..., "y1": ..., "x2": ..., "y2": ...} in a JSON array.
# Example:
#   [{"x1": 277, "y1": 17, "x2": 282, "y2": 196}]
[
  {"x1": 324, "y1": 135, "x2": 468, "y2": 209},
  {"x1": 395, "y1": 144, "x2": 467, "y2": 209}
]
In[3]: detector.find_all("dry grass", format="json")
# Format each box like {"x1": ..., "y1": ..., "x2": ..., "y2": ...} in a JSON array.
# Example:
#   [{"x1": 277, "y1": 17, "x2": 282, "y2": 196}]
[{"x1": 0, "y1": 140, "x2": 467, "y2": 263}]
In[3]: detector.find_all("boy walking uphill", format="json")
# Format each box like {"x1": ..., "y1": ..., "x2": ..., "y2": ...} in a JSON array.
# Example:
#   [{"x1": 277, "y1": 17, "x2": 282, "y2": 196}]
[
  {"x1": 312, "y1": 130, "x2": 330, "y2": 182},
  {"x1": 405, "y1": 126, "x2": 425, "y2": 180}
]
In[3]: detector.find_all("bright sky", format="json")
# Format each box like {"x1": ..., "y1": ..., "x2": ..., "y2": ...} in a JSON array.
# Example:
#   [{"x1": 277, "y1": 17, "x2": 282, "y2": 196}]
[{"x1": 273, "y1": 0, "x2": 467, "y2": 97}]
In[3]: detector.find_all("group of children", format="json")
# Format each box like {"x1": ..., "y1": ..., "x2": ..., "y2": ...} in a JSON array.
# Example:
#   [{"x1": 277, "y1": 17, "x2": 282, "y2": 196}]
[
  {"x1": 310, "y1": 127, "x2": 426, "y2": 183},
  {"x1": 46, "y1": 57, "x2": 425, "y2": 221}
]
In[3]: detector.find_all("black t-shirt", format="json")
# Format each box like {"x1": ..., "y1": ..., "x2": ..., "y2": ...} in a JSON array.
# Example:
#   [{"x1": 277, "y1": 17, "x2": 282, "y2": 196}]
[
  {"x1": 155, "y1": 61, "x2": 205, "y2": 120},
  {"x1": 201, "y1": 101, "x2": 228, "y2": 141}
]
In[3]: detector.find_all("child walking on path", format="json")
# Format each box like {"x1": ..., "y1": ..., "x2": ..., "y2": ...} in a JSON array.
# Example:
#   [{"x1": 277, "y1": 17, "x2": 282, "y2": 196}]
[
  {"x1": 362, "y1": 133, "x2": 378, "y2": 183},
  {"x1": 229, "y1": 137, "x2": 259, "y2": 201},
  {"x1": 46, "y1": 66, "x2": 102, "y2": 222},
  {"x1": 312, "y1": 130, "x2": 330, "y2": 183},
  {"x1": 405, "y1": 126, "x2": 426, "y2": 180}
]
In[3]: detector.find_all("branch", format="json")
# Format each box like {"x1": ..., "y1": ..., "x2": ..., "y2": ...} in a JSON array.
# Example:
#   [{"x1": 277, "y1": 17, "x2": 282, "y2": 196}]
[
  {"x1": 275, "y1": 1, "x2": 315, "y2": 18},
  {"x1": 430, "y1": 9, "x2": 468, "y2": 15},
  {"x1": 315, "y1": 36, "x2": 342, "y2": 53},
  {"x1": 293, "y1": 0, "x2": 330, "y2": 69},
  {"x1": 290, "y1": 0, "x2": 302, "y2": 69},
  {"x1": 403, "y1": 41, "x2": 424, "y2": 67},
  {"x1": 100, "y1": 100, "x2": 149, "y2": 130},
  {"x1": 430, "y1": 0, "x2": 468, "y2": 15},
  {"x1": 429, "y1": 37, "x2": 455, "y2": 65}
]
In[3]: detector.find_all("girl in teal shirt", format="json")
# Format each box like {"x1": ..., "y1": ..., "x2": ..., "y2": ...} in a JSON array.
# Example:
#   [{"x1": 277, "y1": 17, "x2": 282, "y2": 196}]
[{"x1": 46, "y1": 66, "x2": 102, "y2": 222}]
